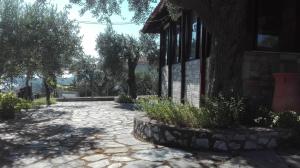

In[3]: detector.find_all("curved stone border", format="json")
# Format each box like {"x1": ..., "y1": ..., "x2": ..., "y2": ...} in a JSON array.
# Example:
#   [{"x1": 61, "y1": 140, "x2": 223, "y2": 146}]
[{"x1": 133, "y1": 115, "x2": 293, "y2": 152}]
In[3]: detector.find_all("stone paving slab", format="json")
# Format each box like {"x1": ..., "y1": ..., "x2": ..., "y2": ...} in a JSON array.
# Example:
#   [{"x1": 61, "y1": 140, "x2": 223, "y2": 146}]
[{"x1": 0, "y1": 101, "x2": 299, "y2": 168}]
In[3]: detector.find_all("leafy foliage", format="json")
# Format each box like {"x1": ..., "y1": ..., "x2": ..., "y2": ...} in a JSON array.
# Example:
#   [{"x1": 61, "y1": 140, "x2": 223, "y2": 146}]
[
  {"x1": 96, "y1": 26, "x2": 127, "y2": 85},
  {"x1": 0, "y1": 0, "x2": 82, "y2": 104},
  {"x1": 32, "y1": 97, "x2": 56, "y2": 108},
  {"x1": 71, "y1": 55, "x2": 104, "y2": 96},
  {"x1": 138, "y1": 96, "x2": 201, "y2": 128},
  {"x1": 0, "y1": 92, "x2": 31, "y2": 119},
  {"x1": 136, "y1": 71, "x2": 158, "y2": 95},
  {"x1": 272, "y1": 111, "x2": 299, "y2": 129},
  {"x1": 0, "y1": 0, "x2": 24, "y2": 80},
  {"x1": 96, "y1": 26, "x2": 159, "y2": 98},
  {"x1": 138, "y1": 94, "x2": 246, "y2": 128},
  {"x1": 200, "y1": 92, "x2": 246, "y2": 128},
  {"x1": 69, "y1": 0, "x2": 158, "y2": 23}
]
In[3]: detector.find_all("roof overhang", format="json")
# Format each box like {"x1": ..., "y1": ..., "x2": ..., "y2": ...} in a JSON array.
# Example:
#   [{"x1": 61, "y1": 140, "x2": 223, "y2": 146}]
[{"x1": 141, "y1": 1, "x2": 169, "y2": 34}]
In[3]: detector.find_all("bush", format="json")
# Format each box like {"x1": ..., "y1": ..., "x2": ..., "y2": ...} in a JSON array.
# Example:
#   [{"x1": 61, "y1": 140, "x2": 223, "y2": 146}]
[
  {"x1": 273, "y1": 111, "x2": 299, "y2": 129},
  {"x1": 253, "y1": 106, "x2": 276, "y2": 127},
  {"x1": 138, "y1": 96, "x2": 202, "y2": 128},
  {"x1": 16, "y1": 99, "x2": 33, "y2": 111},
  {"x1": 116, "y1": 94, "x2": 134, "y2": 103},
  {"x1": 32, "y1": 97, "x2": 56, "y2": 108},
  {"x1": 138, "y1": 95, "x2": 300, "y2": 129},
  {"x1": 136, "y1": 72, "x2": 158, "y2": 95},
  {"x1": 253, "y1": 106, "x2": 300, "y2": 129},
  {"x1": 138, "y1": 94, "x2": 246, "y2": 128},
  {"x1": 200, "y1": 93, "x2": 246, "y2": 128},
  {"x1": 0, "y1": 92, "x2": 32, "y2": 119}
]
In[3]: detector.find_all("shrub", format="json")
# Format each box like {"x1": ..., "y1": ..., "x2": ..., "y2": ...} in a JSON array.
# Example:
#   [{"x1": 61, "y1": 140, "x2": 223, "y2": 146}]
[
  {"x1": 138, "y1": 95, "x2": 300, "y2": 129},
  {"x1": 116, "y1": 94, "x2": 134, "y2": 103},
  {"x1": 200, "y1": 93, "x2": 245, "y2": 128},
  {"x1": 273, "y1": 111, "x2": 299, "y2": 129},
  {"x1": 16, "y1": 99, "x2": 32, "y2": 111},
  {"x1": 253, "y1": 106, "x2": 276, "y2": 127},
  {"x1": 138, "y1": 96, "x2": 202, "y2": 128},
  {"x1": 32, "y1": 97, "x2": 56, "y2": 108},
  {"x1": 136, "y1": 72, "x2": 158, "y2": 95},
  {"x1": 138, "y1": 94, "x2": 246, "y2": 128},
  {"x1": 0, "y1": 92, "x2": 32, "y2": 119},
  {"x1": 0, "y1": 92, "x2": 26, "y2": 111}
]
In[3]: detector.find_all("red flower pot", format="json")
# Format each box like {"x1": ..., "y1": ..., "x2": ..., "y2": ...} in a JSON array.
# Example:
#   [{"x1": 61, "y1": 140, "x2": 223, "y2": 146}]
[{"x1": 272, "y1": 73, "x2": 300, "y2": 113}]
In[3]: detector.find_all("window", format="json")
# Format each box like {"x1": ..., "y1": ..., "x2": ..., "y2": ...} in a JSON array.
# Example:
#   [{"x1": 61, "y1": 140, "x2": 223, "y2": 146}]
[
  {"x1": 174, "y1": 18, "x2": 182, "y2": 63},
  {"x1": 256, "y1": 0, "x2": 281, "y2": 50},
  {"x1": 188, "y1": 14, "x2": 200, "y2": 59}
]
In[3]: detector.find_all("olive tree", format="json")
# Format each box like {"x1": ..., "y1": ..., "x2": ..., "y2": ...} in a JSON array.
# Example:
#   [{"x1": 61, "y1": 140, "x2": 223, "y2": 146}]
[
  {"x1": 0, "y1": 0, "x2": 23, "y2": 85},
  {"x1": 23, "y1": 2, "x2": 82, "y2": 105},
  {"x1": 70, "y1": 0, "x2": 253, "y2": 97},
  {"x1": 96, "y1": 26, "x2": 158, "y2": 99}
]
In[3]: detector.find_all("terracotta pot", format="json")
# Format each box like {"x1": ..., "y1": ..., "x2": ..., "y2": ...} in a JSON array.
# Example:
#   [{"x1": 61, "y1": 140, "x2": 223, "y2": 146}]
[{"x1": 272, "y1": 73, "x2": 300, "y2": 112}]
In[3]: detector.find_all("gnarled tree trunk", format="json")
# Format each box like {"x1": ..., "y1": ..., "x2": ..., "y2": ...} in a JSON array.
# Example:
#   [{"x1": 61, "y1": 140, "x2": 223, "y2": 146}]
[
  {"x1": 127, "y1": 60, "x2": 137, "y2": 99},
  {"x1": 43, "y1": 78, "x2": 51, "y2": 106}
]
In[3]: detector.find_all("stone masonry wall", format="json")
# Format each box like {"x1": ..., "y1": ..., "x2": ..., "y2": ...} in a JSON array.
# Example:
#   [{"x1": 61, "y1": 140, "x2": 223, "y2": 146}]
[
  {"x1": 161, "y1": 65, "x2": 169, "y2": 97},
  {"x1": 242, "y1": 51, "x2": 300, "y2": 108},
  {"x1": 172, "y1": 64, "x2": 181, "y2": 103},
  {"x1": 134, "y1": 115, "x2": 292, "y2": 152},
  {"x1": 185, "y1": 59, "x2": 201, "y2": 107}
]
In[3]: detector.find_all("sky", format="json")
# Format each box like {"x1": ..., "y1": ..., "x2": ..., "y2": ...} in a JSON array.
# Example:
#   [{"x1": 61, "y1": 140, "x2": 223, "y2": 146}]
[{"x1": 25, "y1": 0, "x2": 150, "y2": 57}]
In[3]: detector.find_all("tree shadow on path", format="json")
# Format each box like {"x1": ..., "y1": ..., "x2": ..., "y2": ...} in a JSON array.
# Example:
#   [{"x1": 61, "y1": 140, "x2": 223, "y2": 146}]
[
  {"x1": 113, "y1": 103, "x2": 137, "y2": 111},
  {"x1": 0, "y1": 107, "x2": 105, "y2": 167}
]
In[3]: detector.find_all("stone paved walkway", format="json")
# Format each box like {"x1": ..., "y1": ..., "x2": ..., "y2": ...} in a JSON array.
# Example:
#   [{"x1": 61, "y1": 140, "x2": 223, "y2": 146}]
[{"x1": 0, "y1": 101, "x2": 299, "y2": 168}]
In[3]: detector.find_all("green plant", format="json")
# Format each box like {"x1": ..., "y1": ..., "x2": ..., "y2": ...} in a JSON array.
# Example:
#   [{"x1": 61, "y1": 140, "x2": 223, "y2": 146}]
[
  {"x1": 253, "y1": 106, "x2": 276, "y2": 127},
  {"x1": 32, "y1": 97, "x2": 56, "y2": 108},
  {"x1": 273, "y1": 111, "x2": 299, "y2": 129},
  {"x1": 200, "y1": 93, "x2": 245, "y2": 128},
  {"x1": 136, "y1": 72, "x2": 158, "y2": 95},
  {"x1": 15, "y1": 99, "x2": 32, "y2": 111},
  {"x1": 0, "y1": 92, "x2": 21, "y2": 111},
  {"x1": 138, "y1": 96, "x2": 202, "y2": 128},
  {"x1": 117, "y1": 94, "x2": 134, "y2": 103},
  {"x1": 138, "y1": 92, "x2": 248, "y2": 128},
  {"x1": 0, "y1": 92, "x2": 32, "y2": 119}
]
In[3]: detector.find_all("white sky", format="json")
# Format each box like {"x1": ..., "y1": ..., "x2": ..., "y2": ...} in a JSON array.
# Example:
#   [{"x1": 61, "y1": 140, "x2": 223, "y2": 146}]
[{"x1": 25, "y1": 0, "x2": 147, "y2": 57}]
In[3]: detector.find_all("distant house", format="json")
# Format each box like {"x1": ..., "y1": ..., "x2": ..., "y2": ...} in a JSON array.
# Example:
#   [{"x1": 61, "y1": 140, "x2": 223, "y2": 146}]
[{"x1": 142, "y1": 0, "x2": 300, "y2": 109}]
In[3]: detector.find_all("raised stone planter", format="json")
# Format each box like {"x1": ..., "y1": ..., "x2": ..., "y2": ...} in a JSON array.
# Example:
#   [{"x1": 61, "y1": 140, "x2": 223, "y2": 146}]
[{"x1": 133, "y1": 115, "x2": 292, "y2": 152}]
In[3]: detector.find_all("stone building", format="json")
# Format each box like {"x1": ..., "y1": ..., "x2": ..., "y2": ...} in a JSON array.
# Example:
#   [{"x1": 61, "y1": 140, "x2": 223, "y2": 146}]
[{"x1": 142, "y1": 0, "x2": 300, "y2": 109}]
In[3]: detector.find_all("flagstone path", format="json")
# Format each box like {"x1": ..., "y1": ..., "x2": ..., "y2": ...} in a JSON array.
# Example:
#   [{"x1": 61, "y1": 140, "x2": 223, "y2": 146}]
[{"x1": 0, "y1": 101, "x2": 299, "y2": 168}]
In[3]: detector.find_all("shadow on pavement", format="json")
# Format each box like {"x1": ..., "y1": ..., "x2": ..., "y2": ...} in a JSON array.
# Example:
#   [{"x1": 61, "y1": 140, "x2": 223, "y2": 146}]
[
  {"x1": 113, "y1": 103, "x2": 137, "y2": 111},
  {"x1": 0, "y1": 107, "x2": 104, "y2": 167}
]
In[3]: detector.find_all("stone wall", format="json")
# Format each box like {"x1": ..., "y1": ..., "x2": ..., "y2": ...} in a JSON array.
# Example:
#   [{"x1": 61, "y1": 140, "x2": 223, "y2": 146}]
[
  {"x1": 134, "y1": 115, "x2": 292, "y2": 152},
  {"x1": 185, "y1": 59, "x2": 200, "y2": 107},
  {"x1": 172, "y1": 64, "x2": 181, "y2": 103},
  {"x1": 242, "y1": 51, "x2": 300, "y2": 108},
  {"x1": 161, "y1": 65, "x2": 169, "y2": 97}
]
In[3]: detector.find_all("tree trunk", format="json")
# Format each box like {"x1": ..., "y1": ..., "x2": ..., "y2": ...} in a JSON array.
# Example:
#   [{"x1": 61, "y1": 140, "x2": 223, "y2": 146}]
[
  {"x1": 25, "y1": 72, "x2": 32, "y2": 100},
  {"x1": 90, "y1": 74, "x2": 94, "y2": 97},
  {"x1": 127, "y1": 61, "x2": 137, "y2": 99},
  {"x1": 43, "y1": 78, "x2": 51, "y2": 106}
]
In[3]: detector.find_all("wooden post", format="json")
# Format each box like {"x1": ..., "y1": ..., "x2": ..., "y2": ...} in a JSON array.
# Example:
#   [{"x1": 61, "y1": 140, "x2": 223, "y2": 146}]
[
  {"x1": 158, "y1": 32, "x2": 164, "y2": 97},
  {"x1": 181, "y1": 11, "x2": 188, "y2": 103},
  {"x1": 168, "y1": 23, "x2": 173, "y2": 98}
]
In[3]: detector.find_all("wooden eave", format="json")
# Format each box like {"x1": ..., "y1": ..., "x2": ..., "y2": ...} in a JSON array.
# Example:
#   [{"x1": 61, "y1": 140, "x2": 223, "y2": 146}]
[{"x1": 141, "y1": 1, "x2": 170, "y2": 33}]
